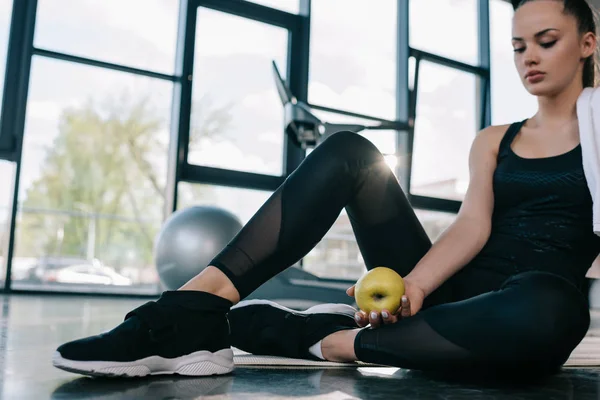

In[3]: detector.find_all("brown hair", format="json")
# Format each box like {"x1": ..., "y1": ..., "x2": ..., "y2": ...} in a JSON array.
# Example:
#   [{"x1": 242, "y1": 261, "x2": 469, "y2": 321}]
[{"x1": 513, "y1": 0, "x2": 599, "y2": 87}]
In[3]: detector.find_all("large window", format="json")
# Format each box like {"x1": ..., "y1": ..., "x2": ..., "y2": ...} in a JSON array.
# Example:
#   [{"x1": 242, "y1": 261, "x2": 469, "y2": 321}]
[
  {"x1": 0, "y1": 160, "x2": 15, "y2": 289},
  {"x1": 490, "y1": 0, "x2": 537, "y2": 125},
  {"x1": 189, "y1": 8, "x2": 288, "y2": 176},
  {"x1": 34, "y1": 0, "x2": 179, "y2": 74},
  {"x1": 0, "y1": 0, "x2": 14, "y2": 117},
  {"x1": 309, "y1": 0, "x2": 397, "y2": 120},
  {"x1": 409, "y1": 0, "x2": 479, "y2": 65},
  {"x1": 410, "y1": 61, "x2": 478, "y2": 201},
  {"x1": 12, "y1": 57, "x2": 173, "y2": 294},
  {"x1": 0, "y1": 0, "x2": 499, "y2": 293}
]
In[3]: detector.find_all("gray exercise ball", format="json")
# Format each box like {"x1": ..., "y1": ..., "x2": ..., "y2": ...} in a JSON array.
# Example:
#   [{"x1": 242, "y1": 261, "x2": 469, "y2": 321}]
[{"x1": 154, "y1": 206, "x2": 242, "y2": 290}]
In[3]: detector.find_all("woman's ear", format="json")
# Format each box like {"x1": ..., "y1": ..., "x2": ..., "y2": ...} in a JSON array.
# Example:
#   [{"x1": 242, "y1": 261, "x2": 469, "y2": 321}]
[{"x1": 581, "y1": 31, "x2": 598, "y2": 59}]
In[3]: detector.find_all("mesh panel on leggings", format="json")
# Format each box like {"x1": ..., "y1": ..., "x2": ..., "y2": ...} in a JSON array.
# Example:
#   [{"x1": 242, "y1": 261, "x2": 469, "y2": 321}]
[{"x1": 210, "y1": 190, "x2": 283, "y2": 278}]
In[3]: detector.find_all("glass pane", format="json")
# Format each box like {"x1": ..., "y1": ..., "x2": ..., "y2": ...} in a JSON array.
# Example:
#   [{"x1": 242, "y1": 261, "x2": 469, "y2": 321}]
[
  {"x1": 410, "y1": 0, "x2": 478, "y2": 65},
  {"x1": 309, "y1": 0, "x2": 397, "y2": 120},
  {"x1": 190, "y1": 8, "x2": 288, "y2": 176},
  {"x1": 34, "y1": 0, "x2": 179, "y2": 74},
  {"x1": 304, "y1": 209, "x2": 458, "y2": 280},
  {"x1": 247, "y1": 0, "x2": 299, "y2": 13},
  {"x1": 177, "y1": 183, "x2": 272, "y2": 224},
  {"x1": 12, "y1": 56, "x2": 173, "y2": 294},
  {"x1": 311, "y1": 109, "x2": 398, "y2": 156},
  {"x1": 302, "y1": 211, "x2": 363, "y2": 280},
  {"x1": 410, "y1": 61, "x2": 477, "y2": 201},
  {"x1": 0, "y1": 160, "x2": 16, "y2": 289},
  {"x1": 0, "y1": 0, "x2": 14, "y2": 116},
  {"x1": 414, "y1": 209, "x2": 456, "y2": 242},
  {"x1": 490, "y1": 0, "x2": 537, "y2": 125}
]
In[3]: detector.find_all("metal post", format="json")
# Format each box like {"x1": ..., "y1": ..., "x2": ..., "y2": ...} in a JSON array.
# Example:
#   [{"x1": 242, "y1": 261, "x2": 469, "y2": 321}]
[
  {"x1": 396, "y1": 0, "x2": 411, "y2": 192},
  {"x1": 284, "y1": 0, "x2": 310, "y2": 176},
  {"x1": 1, "y1": 0, "x2": 38, "y2": 292},
  {"x1": 478, "y1": 0, "x2": 492, "y2": 129},
  {"x1": 165, "y1": 0, "x2": 195, "y2": 217}
]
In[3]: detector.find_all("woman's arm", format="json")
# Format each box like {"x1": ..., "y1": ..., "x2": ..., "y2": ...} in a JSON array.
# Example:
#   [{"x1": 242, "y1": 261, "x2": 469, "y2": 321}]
[{"x1": 404, "y1": 124, "x2": 507, "y2": 298}]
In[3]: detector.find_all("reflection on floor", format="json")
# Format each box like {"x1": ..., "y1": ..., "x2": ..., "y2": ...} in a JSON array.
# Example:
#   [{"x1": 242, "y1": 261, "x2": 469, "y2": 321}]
[{"x1": 3, "y1": 294, "x2": 600, "y2": 400}]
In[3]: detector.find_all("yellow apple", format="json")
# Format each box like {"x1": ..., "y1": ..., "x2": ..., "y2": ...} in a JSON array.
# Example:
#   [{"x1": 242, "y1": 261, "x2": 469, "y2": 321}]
[{"x1": 354, "y1": 267, "x2": 405, "y2": 314}]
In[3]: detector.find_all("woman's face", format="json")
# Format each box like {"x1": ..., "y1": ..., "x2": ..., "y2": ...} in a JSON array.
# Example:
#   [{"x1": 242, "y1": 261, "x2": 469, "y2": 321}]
[{"x1": 512, "y1": 0, "x2": 595, "y2": 96}]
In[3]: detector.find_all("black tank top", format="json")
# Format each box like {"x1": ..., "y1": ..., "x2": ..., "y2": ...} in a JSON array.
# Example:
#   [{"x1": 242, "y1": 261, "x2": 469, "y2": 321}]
[{"x1": 470, "y1": 119, "x2": 600, "y2": 289}]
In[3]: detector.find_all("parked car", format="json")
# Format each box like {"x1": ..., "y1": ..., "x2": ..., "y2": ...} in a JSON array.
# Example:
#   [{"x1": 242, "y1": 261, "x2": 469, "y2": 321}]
[
  {"x1": 47, "y1": 263, "x2": 132, "y2": 286},
  {"x1": 28, "y1": 257, "x2": 131, "y2": 286}
]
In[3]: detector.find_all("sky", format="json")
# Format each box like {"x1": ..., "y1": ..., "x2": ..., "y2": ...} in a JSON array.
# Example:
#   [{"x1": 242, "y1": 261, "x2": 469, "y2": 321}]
[{"x1": 0, "y1": 0, "x2": 557, "y2": 270}]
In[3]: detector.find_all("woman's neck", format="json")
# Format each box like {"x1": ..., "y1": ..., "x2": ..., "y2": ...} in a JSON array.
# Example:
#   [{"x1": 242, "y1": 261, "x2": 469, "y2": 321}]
[{"x1": 532, "y1": 81, "x2": 583, "y2": 128}]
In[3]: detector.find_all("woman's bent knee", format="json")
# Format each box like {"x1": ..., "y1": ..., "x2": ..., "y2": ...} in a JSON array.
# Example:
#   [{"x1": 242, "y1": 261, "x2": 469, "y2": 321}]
[{"x1": 319, "y1": 130, "x2": 382, "y2": 160}]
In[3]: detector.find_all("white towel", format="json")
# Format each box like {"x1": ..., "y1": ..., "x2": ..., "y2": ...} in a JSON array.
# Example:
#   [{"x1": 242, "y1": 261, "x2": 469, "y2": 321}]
[{"x1": 577, "y1": 86, "x2": 600, "y2": 236}]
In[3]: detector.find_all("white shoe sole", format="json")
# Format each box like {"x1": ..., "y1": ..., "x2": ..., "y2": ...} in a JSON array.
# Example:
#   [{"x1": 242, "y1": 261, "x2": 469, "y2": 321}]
[
  {"x1": 230, "y1": 299, "x2": 357, "y2": 318},
  {"x1": 52, "y1": 348, "x2": 234, "y2": 378}
]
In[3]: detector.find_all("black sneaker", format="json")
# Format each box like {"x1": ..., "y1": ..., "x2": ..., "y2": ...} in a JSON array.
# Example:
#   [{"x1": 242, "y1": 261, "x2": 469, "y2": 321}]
[
  {"x1": 228, "y1": 300, "x2": 359, "y2": 360},
  {"x1": 52, "y1": 291, "x2": 234, "y2": 378}
]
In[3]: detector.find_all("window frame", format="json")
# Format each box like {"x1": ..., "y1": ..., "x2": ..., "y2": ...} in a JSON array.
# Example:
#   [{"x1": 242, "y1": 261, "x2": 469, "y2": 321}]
[{"x1": 0, "y1": 0, "x2": 498, "y2": 294}]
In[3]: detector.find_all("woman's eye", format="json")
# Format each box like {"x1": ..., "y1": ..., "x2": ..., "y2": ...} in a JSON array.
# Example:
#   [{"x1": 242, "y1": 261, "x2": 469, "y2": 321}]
[
  {"x1": 513, "y1": 47, "x2": 525, "y2": 53},
  {"x1": 540, "y1": 40, "x2": 557, "y2": 48}
]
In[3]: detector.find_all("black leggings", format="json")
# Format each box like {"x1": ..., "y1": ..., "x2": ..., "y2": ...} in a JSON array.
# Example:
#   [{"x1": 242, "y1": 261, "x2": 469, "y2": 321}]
[{"x1": 210, "y1": 131, "x2": 590, "y2": 375}]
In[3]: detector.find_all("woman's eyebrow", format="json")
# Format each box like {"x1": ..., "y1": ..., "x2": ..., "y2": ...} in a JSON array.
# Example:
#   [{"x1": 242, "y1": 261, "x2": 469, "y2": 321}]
[{"x1": 512, "y1": 28, "x2": 560, "y2": 41}]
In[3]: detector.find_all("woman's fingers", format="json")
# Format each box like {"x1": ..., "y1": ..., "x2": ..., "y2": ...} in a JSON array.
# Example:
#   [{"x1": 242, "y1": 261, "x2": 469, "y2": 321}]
[
  {"x1": 400, "y1": 296, "x2": 411, "y2": 318},
  {"x1": 368, "y1": 310, "x2": 383, "y2": 328},
  {"x1": 354, "y1": 310, "x2": 369, "y2": 327},
  {"x1": 346, "y1": 285, "x2": 355, "y2": 297},
  {"x1": 381, "y1": 309, "x2": 399, "y2": 324},
  {"x1": 355, "y1": 300, "x2": 410, "y2": 328}
]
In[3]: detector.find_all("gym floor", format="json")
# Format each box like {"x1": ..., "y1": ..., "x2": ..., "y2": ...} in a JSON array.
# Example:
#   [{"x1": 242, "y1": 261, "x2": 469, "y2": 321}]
[{"x1": 4, "y1": 294, "x2": 600, "y2": 400}]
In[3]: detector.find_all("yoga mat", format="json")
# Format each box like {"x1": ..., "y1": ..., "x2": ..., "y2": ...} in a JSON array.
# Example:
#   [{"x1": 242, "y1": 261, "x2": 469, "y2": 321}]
[
  {"x1": 233, "y1": 348, "x2": 383, "y2": 369},
  {"x1": 233, "y1": 336, "x2": 600, "y2": 368},
  {"x1": 564, "y1": 336, "x2": 600, "y2": 367}
]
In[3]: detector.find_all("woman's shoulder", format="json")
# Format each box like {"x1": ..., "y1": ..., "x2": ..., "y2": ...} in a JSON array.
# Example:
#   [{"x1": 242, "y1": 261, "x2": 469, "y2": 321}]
[
  {"x1": 473, "y1": 123, "x2": 523, "y2": 159},
  {"x1": 477, "y1": 123, "x2": 512, "y2": 147},
  {"x1": 479, "y1": 124, "x2": 512, "y2": 136}
]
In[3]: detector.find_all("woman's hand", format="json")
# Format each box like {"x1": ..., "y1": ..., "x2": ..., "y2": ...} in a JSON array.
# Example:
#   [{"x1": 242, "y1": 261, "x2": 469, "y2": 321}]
[{"x1": 346, "y1": 278, "x2": 426, "y2": 328}]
